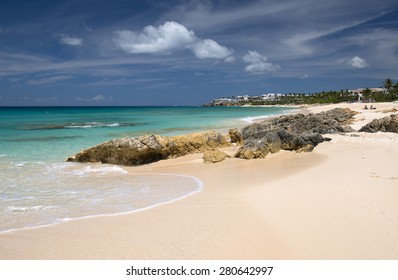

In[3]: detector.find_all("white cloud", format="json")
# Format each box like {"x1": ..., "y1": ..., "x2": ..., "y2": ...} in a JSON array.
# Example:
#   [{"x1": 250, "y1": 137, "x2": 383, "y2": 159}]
[
  {"x1": 347, "y1": 56, "x2": 368, "y2": 68},
  {"x1": 60, "y1": 35, "x2": 83, "y2": 46},
  {"x1": 243, "y1": 51, "x2": 280, "y2": 74},
  {"x1": 191, "y1": 39, "x2": 233, "y2": 61},
  {"x1": 224, "y1": 56, "x2": 235, "y2": 63},
  {"x1": 113, "y1": 21, "x2": 233, "y2": 62},
  {"x1": 92, "y1": 94, "x2": 105, "y2": 101},
  {"x1": 165, "y1": 0, "x2": 304, "y2": 32},
  {"x1": 113, "y1": 21, "x2": 196, "y2": 54},
  {"x1": 27, "y1": 75, "x2": 71, "y2": 85},
  {"x1": 76, "y1": 94, "x2": 107, "y2": 102}
]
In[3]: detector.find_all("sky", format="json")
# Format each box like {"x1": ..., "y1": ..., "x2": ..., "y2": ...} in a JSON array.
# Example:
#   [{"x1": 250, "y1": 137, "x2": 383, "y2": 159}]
[{"x1": 0, "y1": 0, "x2": 397, "y2": 106}]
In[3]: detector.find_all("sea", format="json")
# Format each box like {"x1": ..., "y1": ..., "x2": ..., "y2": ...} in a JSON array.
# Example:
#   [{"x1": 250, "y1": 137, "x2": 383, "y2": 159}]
[{"x1": 0, "y1": 106, "x2": 294, "y2": 233}]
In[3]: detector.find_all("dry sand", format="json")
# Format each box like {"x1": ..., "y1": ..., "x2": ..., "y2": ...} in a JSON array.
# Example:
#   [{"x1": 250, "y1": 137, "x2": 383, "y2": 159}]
[{"x1": 1, "y1": 102, "x2": 398, "y2": 259}]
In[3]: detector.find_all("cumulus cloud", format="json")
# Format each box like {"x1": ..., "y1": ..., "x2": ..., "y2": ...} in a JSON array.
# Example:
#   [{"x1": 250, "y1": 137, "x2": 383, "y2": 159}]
[
  {"x1": 243, "y1": 51, "x2": 280, "y2": 74},
  {"x1": 346, "y1": 56, "x2": 368, "y2": 68},
  {"x1": 191, "y1": 39, "x2": 233, "y2": 61},
  {"x1": 113, "y1": 21, "x2": 233, "y2": 61},
  {"x1": 60, "y1": 35, "x2": 83, "y2": 46},
  {"x1": 113, "y1": 21, "x2": 195, "y2": 54}
]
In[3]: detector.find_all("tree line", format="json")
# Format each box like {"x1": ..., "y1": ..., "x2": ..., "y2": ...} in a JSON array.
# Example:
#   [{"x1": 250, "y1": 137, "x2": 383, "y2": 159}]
[{"x1": 249, "y1": 78, "x2": 398, "y2": 105}]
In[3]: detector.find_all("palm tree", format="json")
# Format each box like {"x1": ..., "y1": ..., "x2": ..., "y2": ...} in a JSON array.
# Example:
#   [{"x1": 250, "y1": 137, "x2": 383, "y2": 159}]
[
  {"x1": 383, "y1": 78, "x2": 393, "y2": 92},
  {"x1": 362, "y1": 88, "x2": 372, "y2": 101}
]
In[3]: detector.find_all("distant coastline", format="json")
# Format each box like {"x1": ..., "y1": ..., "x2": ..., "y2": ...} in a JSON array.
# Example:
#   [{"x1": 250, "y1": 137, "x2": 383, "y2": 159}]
[{"x1": 203, "y1": 79, "x2": 398, "y2": 107}]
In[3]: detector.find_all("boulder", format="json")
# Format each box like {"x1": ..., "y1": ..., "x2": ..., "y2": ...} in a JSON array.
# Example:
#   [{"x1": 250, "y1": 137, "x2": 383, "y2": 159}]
[
  {"x1": 359, "y1": 114, "x2": 398, "y2": 133},
  {"x1": 66, "y1": 135, "x2": 168, "y2": 165},
  {"x1": 235, "y1": 129, "x2": 327, "y2": 159},
  {"x1": 67, "y1": 131, "x2": 230, "y2": 165},
  {"x1": 247, "y1": 108, "x2": 357, "y2": 135},
  {"x1": 203, "y1": 149, "x2": 228, "y2": 163},
  {"x1": 228, "y1": 128, "x2": 243, "y2": 144},
  {"x1": 235, "y1": 108, "x2": 355, "y2": 160}
]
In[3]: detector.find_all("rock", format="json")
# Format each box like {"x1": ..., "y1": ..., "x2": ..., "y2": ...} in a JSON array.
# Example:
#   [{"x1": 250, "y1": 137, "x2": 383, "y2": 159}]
[
  {"x1": 235, "y1": 109, "x2": 351, "y2": 160},
  {"x1": 246, "y1": 108, "x2": 357, "y2": 135},
  {"x1": 359, "y1": 114, "x2": 398, "y2": 133},
  {"x1": 235, "y1": 129, "x2": 327, "y2": 159},
  {"x1": 164, "y1": 131, "x2": 230, "y2": 157},
  {"x1": 67, "y1": 131, "x2": 230, "y2": 165},
  {"x1": 67, "y1": 108, "x2": 355, "y2": 165},
  {"x1": 203, "y1": 149, "x2": 228, "y2": 163},
  {"x1": 228, "y1": 128, "x2": 243, "y2": 144},
  {"x1": 68, "y1": 135, "x2": 169, "y2": 165}
]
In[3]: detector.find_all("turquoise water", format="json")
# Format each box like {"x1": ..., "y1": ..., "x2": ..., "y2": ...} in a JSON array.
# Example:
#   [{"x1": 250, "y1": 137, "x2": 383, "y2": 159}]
[{"x1": 0, "y1": 106, "x2": 294, "y2": 233}]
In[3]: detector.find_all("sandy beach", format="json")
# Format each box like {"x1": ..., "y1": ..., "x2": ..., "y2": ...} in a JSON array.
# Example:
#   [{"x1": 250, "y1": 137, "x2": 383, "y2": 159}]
[{"x1": 1, "y1": 102, "x2": 397, "y2": 259}]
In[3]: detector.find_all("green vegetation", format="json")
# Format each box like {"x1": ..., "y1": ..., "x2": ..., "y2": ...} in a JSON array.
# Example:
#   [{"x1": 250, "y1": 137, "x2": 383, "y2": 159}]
[{"x1": 206, "y1": 79, "x2": 398, "y2": 106}]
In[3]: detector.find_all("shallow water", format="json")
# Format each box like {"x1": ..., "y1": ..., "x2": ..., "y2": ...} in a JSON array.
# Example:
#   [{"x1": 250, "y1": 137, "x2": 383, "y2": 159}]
[
  {"x1": 0, "y1": 106, "x2": 293, "y2": 232},
  {"x1": 0, "y1": 161, "x2": 202, "y2": 233}
]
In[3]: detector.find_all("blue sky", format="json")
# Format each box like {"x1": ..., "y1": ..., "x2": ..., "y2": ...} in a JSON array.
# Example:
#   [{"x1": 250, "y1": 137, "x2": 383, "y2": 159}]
[{"x1": 0, "y1": 0, "x2": 397, "y2": 106}]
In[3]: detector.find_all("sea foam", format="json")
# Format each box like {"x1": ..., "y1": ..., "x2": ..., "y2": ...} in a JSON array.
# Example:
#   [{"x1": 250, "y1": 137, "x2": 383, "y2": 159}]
[
  {"x1": 65, "y1": 122, "x2": 121, "y2": 128},
  {"x1": 0, "y1": 163, "x2": 203, "y2": 234}
]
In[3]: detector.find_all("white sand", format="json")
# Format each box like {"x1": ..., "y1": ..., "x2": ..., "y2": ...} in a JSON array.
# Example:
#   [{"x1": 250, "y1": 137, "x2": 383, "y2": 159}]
[{"x1": 0, "y1": 102, "x2": 397, "y2": 259}]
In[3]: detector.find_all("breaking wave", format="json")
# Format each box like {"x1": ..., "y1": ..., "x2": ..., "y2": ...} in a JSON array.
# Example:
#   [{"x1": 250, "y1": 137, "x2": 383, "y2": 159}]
[{"x1": 21, "y1": 122, "x2": 141, "y2": 130}]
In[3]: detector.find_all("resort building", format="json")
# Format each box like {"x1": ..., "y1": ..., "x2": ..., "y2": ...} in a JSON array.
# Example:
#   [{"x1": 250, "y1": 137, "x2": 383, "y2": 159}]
[{"x1": 349, "y1": 88, "x2": 386, "y2": 94}]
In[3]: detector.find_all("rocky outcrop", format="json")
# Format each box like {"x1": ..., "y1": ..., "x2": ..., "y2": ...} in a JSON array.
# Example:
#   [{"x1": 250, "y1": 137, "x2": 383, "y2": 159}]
[
  {"x1": 234, "y1": 108, "x2": 350, "y2": 159},
  {"x1": 67, "y1": 131, "x2": 230, "y2": 165},
  {"x1": 67, "y1": 108, "x2": 357, "y2": 165},
  {"x1": 247, "y1": 108, "x2": 356, "y2": 135},
  {"x1": 203, "y1": 149, "x2": 228, "y2": 163},
  {"x1": 235, "y1": 129, "x2": 329, "y2": 159},
  {"x1": 228, "y1": 128, "x2": 243, "y2": 144},
  {"x1": 359, "y1": 114, "x2": 398, "y2": 133}
]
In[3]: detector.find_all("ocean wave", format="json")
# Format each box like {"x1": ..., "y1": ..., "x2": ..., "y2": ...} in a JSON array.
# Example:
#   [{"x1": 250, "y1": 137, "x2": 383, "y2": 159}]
[
  {"x1": 11, "y1": 162, "x2": 27, "y2": 167},
  {"x1": 46, "y1": 163, "x2": 128, "y2": 177},
  {"x1": 65, "y1": 122, "x2": 120, "y2": 128},
  {"x1": 240, "y1": 114, "x2": 276, "y2": 123},
  {"x1": 5, "y1": 205, "x2": 57, "y2": 212},
  {"x1": 71, "y1": 165, "x2": 128, "y2": 176},
  {"x1": 0, "y1": 172, "x2": 203, "y2": 234},
  {"x1": 21, "y1": 122, "x2": 139, "y2": 130}
]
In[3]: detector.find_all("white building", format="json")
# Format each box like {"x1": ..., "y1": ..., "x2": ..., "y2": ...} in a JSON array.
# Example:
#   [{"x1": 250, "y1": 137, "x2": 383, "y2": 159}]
[{"x1": 349, "y1": 88, "x2": 386, "y2": 94}]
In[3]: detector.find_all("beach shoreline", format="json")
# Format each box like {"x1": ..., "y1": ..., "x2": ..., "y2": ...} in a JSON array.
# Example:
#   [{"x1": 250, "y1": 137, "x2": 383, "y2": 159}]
[{"x1": 1, "y1": 102, "x2": 398, "y2": 259}]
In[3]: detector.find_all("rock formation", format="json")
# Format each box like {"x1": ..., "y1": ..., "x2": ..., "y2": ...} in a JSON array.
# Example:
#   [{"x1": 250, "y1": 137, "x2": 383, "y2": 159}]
[
  {"x1": 235, "y1": 129, "x2": 329, "y2": 159},
  {"x1": 67, "y1": 131, "x2": 230, "y2": 165},
  {"x1": 228, "y1": 128, "x2": 243, "y2": 144},
  {"x1": 203, "y1": 149, "x2": 228, "y2": 163},
  {"x1": 359, "y1": 114, "x2": 398, "y2": 133},
  {"x1": 247, "y1": 108, "x2": 356, "y2": 135},
  {"x1": 67, "y1": 108, "x2": 357, "y2": 165},
  {"x1": 235, "y1": 108, "x2": 353, "y2": 159}
]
